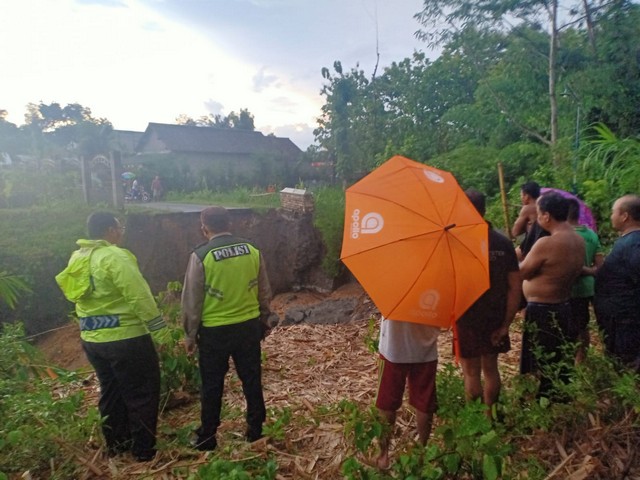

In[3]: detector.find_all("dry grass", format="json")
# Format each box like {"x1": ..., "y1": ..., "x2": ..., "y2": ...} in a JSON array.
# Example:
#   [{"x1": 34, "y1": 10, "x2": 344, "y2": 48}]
[{"x1": 34, "y1": 286, "x2": 640, "y2": 479}]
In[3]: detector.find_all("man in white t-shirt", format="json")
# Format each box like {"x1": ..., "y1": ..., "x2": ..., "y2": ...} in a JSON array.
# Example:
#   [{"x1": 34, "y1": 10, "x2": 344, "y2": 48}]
[{"x1": 375, "y1": 316, "x2": 440, "y2": 470}]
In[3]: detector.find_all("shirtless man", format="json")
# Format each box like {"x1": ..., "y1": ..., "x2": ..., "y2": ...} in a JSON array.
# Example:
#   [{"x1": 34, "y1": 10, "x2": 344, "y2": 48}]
[
  {"x1": 512, "y1": 181, "x2": 540, "y2": 239},
  {"x1": 519, "y1": 192, "x2": 585, "y2": 399},
  {"x1": 512, "y1": 181, "x2": 548, "y2": 261}
]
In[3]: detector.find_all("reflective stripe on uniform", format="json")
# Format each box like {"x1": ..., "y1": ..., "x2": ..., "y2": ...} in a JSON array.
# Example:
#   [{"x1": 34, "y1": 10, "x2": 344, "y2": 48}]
[
  {"x1": 80, "y1": 315, "x2": 120, "y2": 331},
  {"x1": 146, "y1": 316, "x2": 167, "y2": 332}
]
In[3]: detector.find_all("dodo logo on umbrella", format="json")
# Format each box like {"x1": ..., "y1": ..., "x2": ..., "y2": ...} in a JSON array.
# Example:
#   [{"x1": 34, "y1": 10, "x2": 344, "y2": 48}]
[
  {"x1": 350, "y1": 209, "x2": 384, "y2": 239},
  {"x1": 420, "y1": 289, "x2": 440, "y2": 311},
  {"x1": 409, "y1": 289, "x2": 441, "y2": 319},
  {"x1": 423, "y1": 170, "x2": 445, "y2": 183}
]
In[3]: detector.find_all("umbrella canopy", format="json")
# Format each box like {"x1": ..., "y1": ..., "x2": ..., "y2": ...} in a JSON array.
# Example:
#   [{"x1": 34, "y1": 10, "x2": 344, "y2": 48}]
[
  {"x1": 341, "y1": 156, "x2": 489, "y2": 328},
  {"x1": 540, "y1": 187, "x2": 596, "y2": 231},
  {"x1": 121, "y1": 172, "x2": 136, "y2": 180}
]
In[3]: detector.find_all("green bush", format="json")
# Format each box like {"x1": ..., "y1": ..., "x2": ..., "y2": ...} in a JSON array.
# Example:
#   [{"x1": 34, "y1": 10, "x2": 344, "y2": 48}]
[
  {"x1": 311, "y1": 185, "x2": 345, "y2": 278},
  {"x1": 340, "y1": 336, "x2": 640, "y2": 480},
  {"x1": 0, "y1": 323, "x2": 101, "y2": 479},
  {"x1": 155, "y1": 282, "x2": 201, "y2": 403},
  {"x1": 192, "y1": 457, "x2": 278, "y2": 480},
  {"x1": 0, "y1": 203, "x2": 97, "y2": 333}
]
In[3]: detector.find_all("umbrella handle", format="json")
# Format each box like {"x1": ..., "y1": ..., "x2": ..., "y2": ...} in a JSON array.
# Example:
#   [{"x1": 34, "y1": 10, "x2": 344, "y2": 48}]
[{"x1": 444, "y1": 223, "x2": 456, "y2": 231}]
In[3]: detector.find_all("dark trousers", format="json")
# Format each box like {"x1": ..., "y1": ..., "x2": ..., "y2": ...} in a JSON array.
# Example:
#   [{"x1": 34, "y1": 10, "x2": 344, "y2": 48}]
[
  {"x1": 196, "y1": 318, "x2": 266, "y2": 442},
  {"x1": 520, "y1": 302, "x2": 575, "y2": 398},
  {"x1": 594, "y1": 307, "x2": 640, "y2": 372},
  {"x1": 82, "y1": 334, "x2": 160, "y2": 457}
]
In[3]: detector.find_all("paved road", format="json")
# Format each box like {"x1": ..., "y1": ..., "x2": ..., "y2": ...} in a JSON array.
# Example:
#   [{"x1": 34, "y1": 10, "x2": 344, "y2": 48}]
[
  {"x1": 130, "y1": 202, "x2": 252, "y2": 213},
  {"x1": 142, "y1": 202, "x2": 207, "y2": 212}
]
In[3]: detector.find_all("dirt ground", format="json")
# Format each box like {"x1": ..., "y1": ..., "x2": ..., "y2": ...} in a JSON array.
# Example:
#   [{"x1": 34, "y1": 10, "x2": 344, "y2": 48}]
[
  {"x1": 35, "y1": 282, "x2": 372, "y2": 371},
  {"x1": 33, "y1": 285, "x2": 633, "y2": 479},
  {"x1": 30, "y1": 283, "x2": 526, "y2": 478}
]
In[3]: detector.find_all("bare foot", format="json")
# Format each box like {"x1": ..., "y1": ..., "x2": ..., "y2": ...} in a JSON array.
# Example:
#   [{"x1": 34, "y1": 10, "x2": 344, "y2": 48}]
[{"x1": 376, "y1": 450, "x2": 390, "y2": 470}]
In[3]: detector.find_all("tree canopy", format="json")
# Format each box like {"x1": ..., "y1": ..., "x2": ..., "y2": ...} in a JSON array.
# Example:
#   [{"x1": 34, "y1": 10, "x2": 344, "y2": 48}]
[
  {"x1": 314, "y1": 0, "x2": 640, "y2": 223},
  {"x1": 176, "y1": 108, "x2": 256, "y2": 131}
]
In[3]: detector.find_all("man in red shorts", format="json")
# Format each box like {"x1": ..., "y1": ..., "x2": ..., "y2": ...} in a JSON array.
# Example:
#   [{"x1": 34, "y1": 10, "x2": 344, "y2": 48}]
[
  {"x1": 456, "y1": 189, "x2": 522, "y2": 416},
  {"x1": 375, "y1": 316, "x2": 440, "y2": 470}
]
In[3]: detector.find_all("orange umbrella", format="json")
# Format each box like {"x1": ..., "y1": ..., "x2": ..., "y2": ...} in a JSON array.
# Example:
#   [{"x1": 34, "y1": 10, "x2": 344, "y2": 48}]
[{"x1": 341, "y1": 155, "x2": 489, "y2": 328}]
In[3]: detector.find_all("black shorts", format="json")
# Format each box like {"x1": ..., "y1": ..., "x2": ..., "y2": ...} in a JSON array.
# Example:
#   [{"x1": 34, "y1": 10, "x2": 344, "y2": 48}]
[
  {"x1": 456, "y1": 318, "x2": 510, "y2": 358},
  {"x1": 570, "y1": 297, "x2": 591, "y2": 333}
]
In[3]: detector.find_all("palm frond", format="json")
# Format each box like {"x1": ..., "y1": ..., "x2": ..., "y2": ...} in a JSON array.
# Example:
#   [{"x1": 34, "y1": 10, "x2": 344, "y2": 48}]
[{"x1": 0, "y1": 271, "x2": 31, "y2": 309}]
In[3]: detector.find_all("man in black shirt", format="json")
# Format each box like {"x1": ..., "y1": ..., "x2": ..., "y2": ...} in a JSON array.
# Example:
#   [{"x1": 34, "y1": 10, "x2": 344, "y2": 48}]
[
  {"x1": 595, "y1": 195, "x2": 640, "y2": 371},
  {"x1": 456, "y1": 189, "x2": 522, "y2": 415}
]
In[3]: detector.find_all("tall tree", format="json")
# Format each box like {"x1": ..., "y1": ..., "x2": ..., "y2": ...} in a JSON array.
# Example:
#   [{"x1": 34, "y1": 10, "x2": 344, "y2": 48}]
[
  {"x1": 587, "y1": 1, "x2": 640, "y2": 136},
  {"x1": 315, "y1": 62, "x2": 370, "y2": 181},
  {"x1": 176, "y1": 109, "x2": 256, "y2": 130},
  {"x1": 227, "y1": 109, "x2": 255, "y2": 131},
  {"x1": 414, "y1": 0, "x2": 606, "y2": 163},
  {"x1": 22, "y1": 102, "x2": 113, "y2": 161},
  {"x1": 0, "y1": 114, "x2": 25, "y2": 158}
]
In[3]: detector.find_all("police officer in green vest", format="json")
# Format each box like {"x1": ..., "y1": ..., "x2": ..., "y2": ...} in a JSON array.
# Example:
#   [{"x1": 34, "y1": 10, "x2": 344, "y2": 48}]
[
  {"x1": 182, "y1": 206, "x2": 273, "y2": 451},
  {"x1": 56, "y1": 211, "x2": 168, "y2": 462}
]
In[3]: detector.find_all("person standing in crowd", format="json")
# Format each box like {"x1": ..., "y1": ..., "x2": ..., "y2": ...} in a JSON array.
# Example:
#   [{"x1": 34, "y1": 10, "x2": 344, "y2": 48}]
[
  {"x1": 594, "y1": 195, "x2": 640, "y2": 372},
  {"x1": 566, "y1": 198, "x2": 604, "y2": 364},
  {"x1": 456, "y1": 189, "x2": 521, "y2": 416},
  {"x1": 519, "y1": 193, "x2": 584, "y2": 398},
  {"x1": 181, "y1": 206, "x2": 273, "y2": 451},
  {"x1": 512, "y1": 181, "x2": 549, "y2": 261},
  {"x1": 374, "y1": 316, "x2": 440, "y2": 470},
  {"x1": 131, "y1": 178, "x2": 140, "y2": 200},
  {"x1": 151, "y1": 175, "x2": 163, "y2": 202},
  {"x1": 55, "y1": 212, "x2": 168, "y2": 462}
]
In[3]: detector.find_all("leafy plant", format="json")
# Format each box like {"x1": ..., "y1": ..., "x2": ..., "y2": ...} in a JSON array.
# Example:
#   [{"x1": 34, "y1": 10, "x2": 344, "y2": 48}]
[
  {"x1": 193, "y1": 457, "x2": 278, "y2": 480},
  {"x1": 0, "y1": 203, "x2": 95, "y2": 332},
  {"x1": 312, "y1": 185, "x2": 346, "y2": 278},
  {"x1": 436, "y1": 401, "x2": 511, "y2": 479},
  {"x1": 0, "y1": 271, "x2": 30, "y2": 309},
  {"x1": 0, "y1": 323, "x2": 101, "y2": 478},
  {"x1": 342, "y1": 456, "x2": 387, "y2": 480},
  {"x1": 340, "y1": 400, "x2": 384, "y2": 453},
  {"x1": 263, "y1": 406, "x2": 292, "y2": 441},
  {"x1": 155, "y1": 282, "x2": 200, "y2": 402},
  {"x1": 363, "y1": 316, "x2": 379, "y2": 354}
]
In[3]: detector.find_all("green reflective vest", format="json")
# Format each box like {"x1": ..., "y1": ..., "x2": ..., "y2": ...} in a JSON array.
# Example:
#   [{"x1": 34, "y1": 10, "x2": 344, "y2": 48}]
[
  {"x1": 56, "y1": 239, "x2": 164, "y2": 343},
  {"x1": 196, "y1": 235, "x2": 261, "y2": 327}
]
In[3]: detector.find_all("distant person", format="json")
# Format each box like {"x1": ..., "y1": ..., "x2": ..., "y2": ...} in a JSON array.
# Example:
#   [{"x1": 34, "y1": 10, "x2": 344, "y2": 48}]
[
  {"x1": 512, "y1": 181, "x2": 549, "y2": 261},
  {"x1": 456, "y1": 189, "x2": 521, "y2": 416},
  {"x1": 594, "y1": 195, "x2": 640, "y2": 372},
  {"x1": 151, "y1": 176, "x2": 163, "y2": 201},
  {"x1": 519, "y1": 193, "x2": 585, "y2": 398},
  {"x1": 566, "y1": 198, "x2": 604, "y2": 364},
  {"x1": 55, "y1": 212, "x2": 168, "y2": 462},
  {"x1": 131, "y1": 178, "x2": 140, "y2": 201},
  {"x1": 375, "y1": 316, "x2": 440, "y2": 470},
  {"x1": 181, "y1": 206, "x2": 274, "y2": 451}
]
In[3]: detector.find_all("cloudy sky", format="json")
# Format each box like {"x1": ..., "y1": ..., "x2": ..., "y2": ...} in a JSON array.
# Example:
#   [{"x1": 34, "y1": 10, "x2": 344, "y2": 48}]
[{"x1": 1, "y1": 0, "x2": 430, "y2": 149}]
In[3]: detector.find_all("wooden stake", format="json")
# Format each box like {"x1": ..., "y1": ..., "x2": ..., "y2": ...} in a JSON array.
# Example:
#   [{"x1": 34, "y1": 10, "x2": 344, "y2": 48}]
[{"x1": 498, "y1": 162, "x2": 513, "y2": 239}]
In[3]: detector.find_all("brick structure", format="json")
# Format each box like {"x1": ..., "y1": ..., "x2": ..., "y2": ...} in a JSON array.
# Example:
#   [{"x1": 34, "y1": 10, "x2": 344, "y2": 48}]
[{"x1": 280, "y1": 188, "x2": 314, "y2": 213}]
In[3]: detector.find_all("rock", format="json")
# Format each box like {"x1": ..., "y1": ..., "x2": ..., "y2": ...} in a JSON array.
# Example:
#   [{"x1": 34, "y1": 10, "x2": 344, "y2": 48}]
[
  {"x1": 283, "y1": 310, "x2": 307, "y2": 325},
  {"x1": 282, "y1": 297, "x2": 359, "y2": 326},
  {"x1": 124, "y1": 208, "x2": 328, "y2": 297}
]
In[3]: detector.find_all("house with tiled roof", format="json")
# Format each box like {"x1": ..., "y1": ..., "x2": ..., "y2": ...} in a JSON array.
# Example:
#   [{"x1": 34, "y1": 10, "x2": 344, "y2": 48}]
[
  {"x1": 127, "y1": 123, "x2": 302, "y2": 190},
  {"x1": 112, "y1": 129, "x2": 144, "y2": 156}
]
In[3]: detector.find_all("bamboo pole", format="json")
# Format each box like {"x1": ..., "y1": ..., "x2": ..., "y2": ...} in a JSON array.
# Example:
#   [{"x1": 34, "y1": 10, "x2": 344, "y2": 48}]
[{"x1": 498, "y1": 162, "x2": 513, "y2": 240}]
